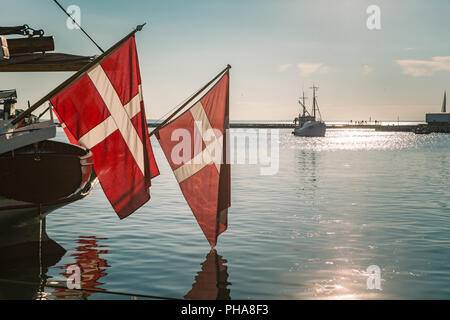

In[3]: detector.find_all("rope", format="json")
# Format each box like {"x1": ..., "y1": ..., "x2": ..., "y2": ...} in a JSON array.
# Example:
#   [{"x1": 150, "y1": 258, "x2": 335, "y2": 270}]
[
  {"x1": 0, "y1": 278, "x2": 180, "y2": 300},
  {"x1": 52, "y1": 0, "x2": 105, "y2": 53},
  {"x1": 38, "y1": 212, "x2": 44, "y2": 300}
]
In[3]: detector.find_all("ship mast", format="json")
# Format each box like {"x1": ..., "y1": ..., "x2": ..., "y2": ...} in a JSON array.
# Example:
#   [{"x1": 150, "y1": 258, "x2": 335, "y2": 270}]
[
  {"x1": 299, "y1": 90, "x2": 308, "y2": 117},
  {"x1": 310, "y1": 85, "x2": 319, "y2": 119}
]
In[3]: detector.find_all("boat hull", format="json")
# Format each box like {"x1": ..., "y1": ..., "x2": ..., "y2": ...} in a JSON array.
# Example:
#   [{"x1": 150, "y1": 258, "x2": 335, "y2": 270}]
[
  {"x1": 0, "y1": 185, "x2": 95, "y2": 224},
  {"x1": 0, "y1": 139, "x2": 96, "y2": 222},
  {"x1": 0, "y1": 214, "x2": 66, "y2": 299},
  {"x1": 293, "y1": 121, "x2": 326, "y2": 137}
]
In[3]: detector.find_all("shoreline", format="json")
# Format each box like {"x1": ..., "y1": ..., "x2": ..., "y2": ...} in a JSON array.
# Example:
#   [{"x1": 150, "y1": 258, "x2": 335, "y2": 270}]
[{"x1": 146, "y1": 122, "x2": 450, "y2": 132}]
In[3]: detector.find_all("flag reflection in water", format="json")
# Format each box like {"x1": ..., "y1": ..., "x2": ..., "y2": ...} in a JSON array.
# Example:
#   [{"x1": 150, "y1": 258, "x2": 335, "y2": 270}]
[
  {"x1": 53, "y1": 236, "x2": 109, "y2": 299},
  {"x1": 185, "y1": 249, "x2": 231, "y2": 300}
]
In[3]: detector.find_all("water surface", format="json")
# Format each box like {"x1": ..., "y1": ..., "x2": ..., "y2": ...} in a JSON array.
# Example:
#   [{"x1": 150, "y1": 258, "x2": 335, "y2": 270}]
[{"x1": 1, "y1": 128, "x2": 449, "y2": 299}]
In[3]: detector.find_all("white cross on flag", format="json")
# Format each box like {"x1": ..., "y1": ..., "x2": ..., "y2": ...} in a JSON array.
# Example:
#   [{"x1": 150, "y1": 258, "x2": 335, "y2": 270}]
[
  {"x1": 156, "y1": 72, "x2": 230, "y2": 247},
  {"x1": 51, "y1": 36, "x2": 159, "y2": 219}
]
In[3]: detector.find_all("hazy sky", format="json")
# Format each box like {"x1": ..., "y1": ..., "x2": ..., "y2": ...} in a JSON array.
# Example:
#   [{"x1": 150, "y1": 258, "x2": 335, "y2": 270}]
[{"x1": 2, "y1": 0, "x2": 450, "y2": 121}]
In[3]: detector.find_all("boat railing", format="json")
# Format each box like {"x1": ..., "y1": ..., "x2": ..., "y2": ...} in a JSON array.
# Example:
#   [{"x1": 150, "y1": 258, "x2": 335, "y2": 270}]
[{"x1": 0, "y1": 120, "x2": 55, "y2": 137}]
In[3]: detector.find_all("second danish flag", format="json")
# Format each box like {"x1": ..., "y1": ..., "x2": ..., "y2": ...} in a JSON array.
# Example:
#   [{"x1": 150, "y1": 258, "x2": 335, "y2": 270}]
[{"x1": 156, "y1": 72, "x2": 231, "y2": 247}]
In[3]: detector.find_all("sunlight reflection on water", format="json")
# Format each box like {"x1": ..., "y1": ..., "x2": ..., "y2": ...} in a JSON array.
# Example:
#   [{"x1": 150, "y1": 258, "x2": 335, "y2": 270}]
[
  {"x1": 284, "y1": 129, "x2": 434, "y2": 151},
  {"x1": 1, "y1": 128, "x2": 448, "y2": 299}
]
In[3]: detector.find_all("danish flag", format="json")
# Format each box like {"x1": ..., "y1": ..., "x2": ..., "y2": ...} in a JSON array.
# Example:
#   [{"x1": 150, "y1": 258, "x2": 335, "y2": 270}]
[
  {"x1": 157, "y1": 72, "x2": 230, "y2": 247},
  {"x1": 51, "y1": 36, "x2": 159, "y2": 219}
]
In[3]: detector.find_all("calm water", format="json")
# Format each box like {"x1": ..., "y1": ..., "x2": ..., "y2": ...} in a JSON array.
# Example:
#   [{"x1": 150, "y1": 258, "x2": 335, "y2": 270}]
[{"x1": 1, "y1": 128, "x2": 449, "y2": 299}]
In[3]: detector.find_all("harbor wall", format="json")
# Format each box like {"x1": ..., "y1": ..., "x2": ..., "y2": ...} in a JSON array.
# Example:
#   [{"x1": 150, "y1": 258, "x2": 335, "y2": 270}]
[{"x1": 148, "y1": 122, "x2": 447, "y2": 132}]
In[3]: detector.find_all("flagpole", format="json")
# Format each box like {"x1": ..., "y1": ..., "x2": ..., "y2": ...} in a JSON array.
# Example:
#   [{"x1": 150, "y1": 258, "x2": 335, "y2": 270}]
[
  {"x1": 149, "y1": 64, "x2": 231, "y2": 137},
  {"x1": 11, "y1": 24, "x2": 147, "y2": 126}
]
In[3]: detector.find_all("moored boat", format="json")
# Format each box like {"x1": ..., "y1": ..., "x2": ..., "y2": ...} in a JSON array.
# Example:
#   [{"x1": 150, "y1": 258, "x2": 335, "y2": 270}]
[
  {"x1": 0, "y1": 25, "x2": 97, "y2": 222},
  {"x1": 0, "y1": 137, "x2": 97, "y2": 222},
  {"x1": 0, "y1": 110, "x2": 97, "y2": 221}
]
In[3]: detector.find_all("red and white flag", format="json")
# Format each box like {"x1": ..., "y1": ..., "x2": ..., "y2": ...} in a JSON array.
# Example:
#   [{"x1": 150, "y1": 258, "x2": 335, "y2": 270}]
[
  {"x1": 51, "y1": 36, "x2": 159, "y2": 219},
  {"x1": 157, "y1": 72, "x2": 230, "y2": 247}
]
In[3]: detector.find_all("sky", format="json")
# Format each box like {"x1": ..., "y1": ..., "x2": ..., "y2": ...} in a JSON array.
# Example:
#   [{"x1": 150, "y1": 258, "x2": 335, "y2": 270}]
[{"x1": 1, "y1": 0, "x2": 450, "y2": 121}]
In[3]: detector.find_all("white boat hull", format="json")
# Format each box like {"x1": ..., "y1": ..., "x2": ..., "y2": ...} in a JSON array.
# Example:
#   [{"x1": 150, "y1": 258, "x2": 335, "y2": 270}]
[{"x1": 293, "y1": 121, "x2": 326, "y2": 137}]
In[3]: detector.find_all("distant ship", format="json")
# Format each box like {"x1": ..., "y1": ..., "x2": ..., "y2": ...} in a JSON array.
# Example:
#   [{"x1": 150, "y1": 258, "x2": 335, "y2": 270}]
[{"x1": 292, "y1": 85, "x2": 326, "y2": 137}]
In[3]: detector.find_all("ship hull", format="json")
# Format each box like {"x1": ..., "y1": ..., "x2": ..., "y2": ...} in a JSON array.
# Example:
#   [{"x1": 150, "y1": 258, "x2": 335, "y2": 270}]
[
  {"x1": 0, "y1": 213, "x2": 67, "y2": 300},
  {"x1": 0, "y1": 139, "x2": 96, "y2": 222},
  {"x1": 293, "y1": 121, "x2": 326, "y2": 137}
]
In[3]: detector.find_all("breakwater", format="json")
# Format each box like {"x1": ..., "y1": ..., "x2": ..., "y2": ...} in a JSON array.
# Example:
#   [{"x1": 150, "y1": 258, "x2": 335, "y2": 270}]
[{"x1": 147, "y1": 122, "x2": 450, "y2": 133}]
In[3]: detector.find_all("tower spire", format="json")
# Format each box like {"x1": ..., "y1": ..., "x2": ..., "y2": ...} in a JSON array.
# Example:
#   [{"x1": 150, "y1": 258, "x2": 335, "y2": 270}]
[{"x1": 442, "y1": 91, "x2": 446, "y2": 113}]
